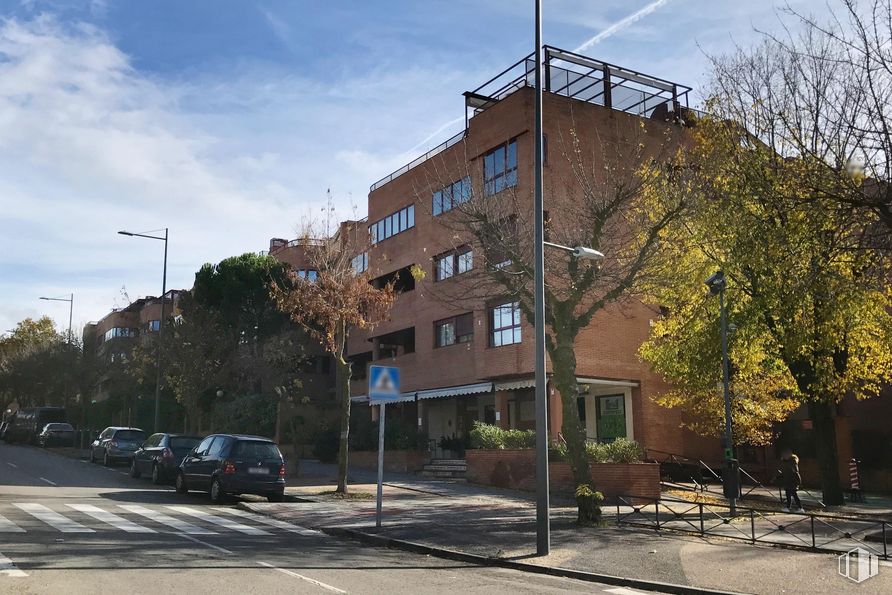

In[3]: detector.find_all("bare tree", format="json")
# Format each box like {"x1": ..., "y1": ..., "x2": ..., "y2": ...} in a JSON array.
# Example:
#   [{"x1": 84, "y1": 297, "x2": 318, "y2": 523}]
[
  {"x1": 707, "y1": 0, "x2": 892, "y2": 243},
  {"x1": 272, "y1": 219, "x2": 395, "y2": 494},
  {"x1": 416, "y1": 108, "x2": 687, "y2": 511}
]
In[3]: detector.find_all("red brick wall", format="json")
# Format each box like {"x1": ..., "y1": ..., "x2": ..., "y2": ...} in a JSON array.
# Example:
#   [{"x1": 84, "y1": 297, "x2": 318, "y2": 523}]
[
  {"x1": 350, "y1": 449, "x2": 430, "y2": 474},
  {"x1": 465, "y1": 449, "x2": 660, "y2": 500}
]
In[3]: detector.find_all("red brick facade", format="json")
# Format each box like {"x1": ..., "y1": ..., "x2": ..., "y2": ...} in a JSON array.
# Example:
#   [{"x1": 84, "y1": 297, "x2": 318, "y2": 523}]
[{"x1": 465, "y1": 449, "x2": 661, "y2": 500}]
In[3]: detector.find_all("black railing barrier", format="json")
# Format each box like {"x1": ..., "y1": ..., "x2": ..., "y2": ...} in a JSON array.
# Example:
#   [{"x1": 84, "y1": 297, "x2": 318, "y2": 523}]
[{"x1": 615, "y1": 494, "x2": 889, "y2": 560}]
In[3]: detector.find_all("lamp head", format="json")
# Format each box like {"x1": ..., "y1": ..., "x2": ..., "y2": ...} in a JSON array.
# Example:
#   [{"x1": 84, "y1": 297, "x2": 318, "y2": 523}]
[
  {"x1": 117, "y1": 231, "x2": 134, "y2": 236},
  {"x1": 572, "y1": 246, "x2": 605, "y2": 261},
  {"x1": 705, "y1": 270, "x2": 725, "y2": 294}
]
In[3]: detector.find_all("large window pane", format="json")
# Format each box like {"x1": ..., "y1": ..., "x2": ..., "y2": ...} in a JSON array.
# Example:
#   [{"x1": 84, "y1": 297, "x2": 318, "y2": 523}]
[
  {"x1": 407, "y1": 204, "x2": 415, "y2": 228},
  {"x1": 458, "y1": 250, "x2": 472, "y2": 274},
  {"x1": 433, "y1": 191, "x2": 442, "y2": 216}
]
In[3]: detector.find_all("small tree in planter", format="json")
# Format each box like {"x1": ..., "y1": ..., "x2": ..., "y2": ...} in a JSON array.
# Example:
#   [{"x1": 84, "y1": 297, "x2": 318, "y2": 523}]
[{"x1": 575, "y1": 484, "x2": 604, "y2": 525}]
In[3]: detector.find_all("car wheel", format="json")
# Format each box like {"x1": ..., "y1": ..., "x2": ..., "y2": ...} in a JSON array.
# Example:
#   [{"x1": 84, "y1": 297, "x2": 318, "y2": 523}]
[
  {"x1": 267, "y1": 492, "x2": 284, "y2": 503},
  {"x1": 103, "y1": 451, "x2": 110, "y2": 467},
  {"x1": 89, "y1": 448, "x2": 95, "y2": 463},
  {"x1": 130, "y1": 459, "x2": 141, "y2": 478},
  {"x1": 175, "y1": 472, "x2": 188, "y2": 494},
  {"x1": 151, "y1": 464, "x2": 164, "y2": 485},
  {"x1": 209, "y1": 478, "x2": 226, "y2": 504}
]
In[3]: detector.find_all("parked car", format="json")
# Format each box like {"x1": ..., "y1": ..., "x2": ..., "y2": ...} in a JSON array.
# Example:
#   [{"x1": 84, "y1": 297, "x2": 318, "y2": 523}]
[
  {"x1": 130, "y1": 433, "x2": 202, "y2": 484},
  {"x1": 3, "y1": 407, "x2": 67, "y2": 444},
  {"x1": 176, "y1": 434, "x2": 286, "y2": 503},
  {"x1": 0, "y1": 421, "x2": 9, "y2": 441},
  {"x1": 38, "y1": 423, "x2": 76, "y2": 447},
  {"x1": 90, "y1": 427, "x2": 146, "y2": 466}
]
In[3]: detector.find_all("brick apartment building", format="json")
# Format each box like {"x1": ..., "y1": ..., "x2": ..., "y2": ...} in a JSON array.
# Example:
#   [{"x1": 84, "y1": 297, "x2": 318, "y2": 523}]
[
  {"x1": 82, "y1": 290, "x2": 184, "y2": 404},
  {"x1": 265, "y1": 46, "x2": 890, "y2": 490},
  {"x1": 263, "y1": 47, "x2": 716, "y2": 463}
]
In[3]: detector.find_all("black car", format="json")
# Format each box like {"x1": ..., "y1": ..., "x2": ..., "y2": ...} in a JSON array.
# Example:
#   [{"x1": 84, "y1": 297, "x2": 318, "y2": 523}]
[
  {"x1": 0, "y1": 421, "x2": 9, "y2": 441},
  {"x1": 176, "y1": 434, "x2": 286, "y2": 503},
  {"x1": 38, "y1": 423, "x2": 76, "y2": 447},
  {"x1": 130, "y1": 433, "x2": 202, "y2": 484},
  {"x1": 90, "y1": 427, "x2": 147, "y2": 466}
]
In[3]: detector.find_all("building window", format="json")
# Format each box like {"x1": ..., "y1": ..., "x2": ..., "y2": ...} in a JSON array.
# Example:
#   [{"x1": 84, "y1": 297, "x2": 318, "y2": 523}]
[
  {"x1": 483, "y1": 139, "x2": 518, "y2": 196},
  {"x1": 434, "y1": 248, "x2": 473, "y2": 281},
  {"x1": 103, "y1": 327, "x2": 136, "y2": 342},
  {"x1": 296, "y1": 269, "x2": 318, "y2": 281},
  {"x1": 370, "y1": 204, "x2": 415, "y2": 245},
  {"x1": 351, "y1": 252, "x2": 368, "y2": 274},
  {"x1": 435, "y1": 313, "x2": 474, "y2": 348},
  {"x1": 148, "y1": 320, "x2": 161, "y2": 332},
  {"x1": 433, "y1": 177, "x2": 472, "y2": 216},
  {"x1": 489, "y1": 302, "x2": 521, "y2": 347}
]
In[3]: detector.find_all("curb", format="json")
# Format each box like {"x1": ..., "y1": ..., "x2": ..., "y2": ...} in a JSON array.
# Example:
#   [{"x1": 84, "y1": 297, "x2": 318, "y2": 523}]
[{"x1": 318, "y1": 526, "x2": 744, "y2": 595}]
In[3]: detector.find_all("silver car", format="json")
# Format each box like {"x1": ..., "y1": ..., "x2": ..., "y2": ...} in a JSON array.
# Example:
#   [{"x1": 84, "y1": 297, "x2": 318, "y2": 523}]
[{"x1": 90, "y1": 426, "x2": 146, "y2": 466}]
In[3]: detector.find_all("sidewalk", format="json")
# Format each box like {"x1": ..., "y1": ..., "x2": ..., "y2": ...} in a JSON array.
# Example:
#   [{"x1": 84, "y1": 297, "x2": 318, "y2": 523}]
[{"x1": 239, "y1": 460, "x2": 892, "y2": 595}]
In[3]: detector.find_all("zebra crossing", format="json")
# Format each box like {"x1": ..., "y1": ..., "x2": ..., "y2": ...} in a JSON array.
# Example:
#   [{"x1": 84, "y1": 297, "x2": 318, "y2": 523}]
[{"x1": 0, "y1": 502, "x2": 316, "y2": 537}]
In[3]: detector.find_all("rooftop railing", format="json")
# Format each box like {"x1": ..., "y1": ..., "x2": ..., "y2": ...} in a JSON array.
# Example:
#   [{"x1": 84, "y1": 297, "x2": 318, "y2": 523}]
[{"x1": 370, "y1": 45, "x2": 693, "y2": 193}]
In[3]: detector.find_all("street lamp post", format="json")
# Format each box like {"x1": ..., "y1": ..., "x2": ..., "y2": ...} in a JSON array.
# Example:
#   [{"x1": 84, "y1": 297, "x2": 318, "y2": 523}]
[
  {"x1": 119, "y1": 228, "x2": 168, "y2": 433},
  {"x1": 532, "y1": 0, "x2": 607, "y2": 557},
  {"x1": 705, "y1": 270, "x2": 738, "y2": 513},
  {"x1": 39, "y1": 293, "x2": 74, "y2": 344},
  {"x1": 39, "y1": 293, "x2": 75, "y2": 414}
]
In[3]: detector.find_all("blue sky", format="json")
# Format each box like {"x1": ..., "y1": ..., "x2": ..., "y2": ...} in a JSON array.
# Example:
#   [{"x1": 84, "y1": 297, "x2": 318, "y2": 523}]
[{"x1": 0, "y1": 0, "x2": 829, "y2": 335}]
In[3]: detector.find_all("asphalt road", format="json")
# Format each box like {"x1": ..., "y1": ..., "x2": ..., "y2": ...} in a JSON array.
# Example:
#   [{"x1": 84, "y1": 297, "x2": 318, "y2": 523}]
[{"x1": 0, "y1": 442, "x2": 654, "y2": 595}]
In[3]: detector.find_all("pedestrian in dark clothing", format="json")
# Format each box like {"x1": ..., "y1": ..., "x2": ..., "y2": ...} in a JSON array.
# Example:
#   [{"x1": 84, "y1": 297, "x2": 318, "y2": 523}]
[{"x1": 779, "y1": 449, "x2": 803, "y2": 512}]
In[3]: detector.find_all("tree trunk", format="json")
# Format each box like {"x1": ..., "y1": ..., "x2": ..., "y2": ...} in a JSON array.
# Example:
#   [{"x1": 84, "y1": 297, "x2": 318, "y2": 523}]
[
  {"x1": 335, "y1": 356, "x2": 351, "y2": 494},
  {"x1": 809, "y1": 400, "x2": 844, "y2": 505},
  {"x1": 274, "y1": 396, "x2": 283, "y2": 444},
  {"x1": 549, "y1": 331, "x2": 590, "y2": 487}
]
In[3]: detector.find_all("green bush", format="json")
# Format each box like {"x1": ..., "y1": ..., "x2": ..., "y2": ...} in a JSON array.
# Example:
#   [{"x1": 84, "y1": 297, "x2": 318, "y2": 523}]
[
  {"x1": 469, "y1": 422, "x2": 535, "y2": 449},
  {"x1": 604, "y1": 437, "x2": 644, "y2": 463}
]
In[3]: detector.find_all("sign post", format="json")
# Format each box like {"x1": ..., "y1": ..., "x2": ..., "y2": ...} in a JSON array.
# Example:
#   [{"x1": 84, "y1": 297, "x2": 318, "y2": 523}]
[{"x1": 368, "y1": 365, "x2": 400, "y2": 529}]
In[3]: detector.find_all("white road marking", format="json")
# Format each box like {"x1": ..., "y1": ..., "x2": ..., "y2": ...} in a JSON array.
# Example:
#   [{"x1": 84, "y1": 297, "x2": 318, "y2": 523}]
[
  {"x1": 6, "y1": 463, "x2": 17, "y2": 468},
  {"x1": 118, "y1": 504, "x2": 217, "y2": 535},
  {"x1": 39, "y1": 477, "x2": 57, "y2": 486},
  {"x1": 166, "y1": 506, "x2": 271, "y2": 536},
  {"x1": 211, "y1": 507, "x2": 320, "y2": 536},
  {"x1": 66, "y1": 504, "x2": 156, "y2": 533},
  {"x1": 0, "y1": 514, "x2": 25, "y2": 533},
  {"x1": 0, "y1": 552, "x2": 27, "y2": 578},
  {"x1": 118, "y1": 472, "x2": 129, "y2": 476},
  {"x1": 13, "y1": 503, "x2": 94, "y2": 533},
  {"x1": 605, "y1": 588, "x2": 649, "y2": 595},
  {"x1": 177, "y1": 533, "x2": 233, "y2": 555},
  {"x1": 257, "y1": 561, "x2": 346, "y2": 593}
]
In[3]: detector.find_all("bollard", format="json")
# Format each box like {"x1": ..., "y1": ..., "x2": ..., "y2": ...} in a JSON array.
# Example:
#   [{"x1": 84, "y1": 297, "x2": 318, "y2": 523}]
[{"x1": 848, "y1": 458, "x2": 864, "y2": 503}]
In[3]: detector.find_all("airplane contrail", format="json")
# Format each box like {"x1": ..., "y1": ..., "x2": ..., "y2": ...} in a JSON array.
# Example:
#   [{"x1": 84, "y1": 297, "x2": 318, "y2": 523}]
[
  {"x1": 574, "y1": 0, "x2": 673, "y2": 53},
  {"x1": 407, "y1": 115, "x2": 465, "y2": 154}
]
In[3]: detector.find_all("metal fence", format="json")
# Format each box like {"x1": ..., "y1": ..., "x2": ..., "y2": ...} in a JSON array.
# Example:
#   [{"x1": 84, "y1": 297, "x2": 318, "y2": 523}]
[{"x1": 615, "y1": 494, "x2": 889, "y2": 560}]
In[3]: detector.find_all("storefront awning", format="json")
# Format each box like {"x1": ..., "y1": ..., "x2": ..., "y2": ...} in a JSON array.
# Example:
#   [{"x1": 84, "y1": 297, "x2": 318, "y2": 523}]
[
  {"x1": 416, "y1": 382, "x2": 493, "y2": 401},
  {"x1": 350, "y1": 392, "x2": 417, "y2": 404},
  {"x1": 494, "y1": 378, "x2": 536, "y2": 391}
]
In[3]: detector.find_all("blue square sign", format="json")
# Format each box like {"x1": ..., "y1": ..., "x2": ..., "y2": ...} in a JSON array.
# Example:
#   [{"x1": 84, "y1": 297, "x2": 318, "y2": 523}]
[{"x1": 369, "y1": 365, "x2": 400, "y2": 403}]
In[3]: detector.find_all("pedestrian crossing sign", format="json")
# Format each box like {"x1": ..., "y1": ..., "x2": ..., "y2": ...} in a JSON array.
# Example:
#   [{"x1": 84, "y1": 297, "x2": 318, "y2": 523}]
[{"x1": 368, "y1": 365, "x2": 400, "y2": 403}]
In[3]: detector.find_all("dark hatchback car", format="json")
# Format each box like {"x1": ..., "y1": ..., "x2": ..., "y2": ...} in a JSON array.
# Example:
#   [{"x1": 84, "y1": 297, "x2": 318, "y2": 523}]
[
  {"x1": 130, "y1": 433, "x2": 202, "y2": 484},
  {"x1": 38, "y1": 423, "x2": 76, "y2": 447},
  {"x1": 176, "y1": 434, "x2": 286, "y2": 503},
  {"x1": 90, "y1": 427, "x2": 147, "y2": 466}
]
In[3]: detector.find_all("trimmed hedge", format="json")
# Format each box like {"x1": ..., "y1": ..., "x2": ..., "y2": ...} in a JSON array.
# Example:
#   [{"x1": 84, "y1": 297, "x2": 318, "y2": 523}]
[
  {"x1": 469, "y1": 421, "x2": 536, "y2": 449},
  {"x1": 550, "y1": 437, "x2": 644, "y2": 463}
]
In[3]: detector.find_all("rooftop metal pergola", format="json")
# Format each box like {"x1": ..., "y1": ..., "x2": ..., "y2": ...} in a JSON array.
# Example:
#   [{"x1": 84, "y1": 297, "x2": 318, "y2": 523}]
[{"x1": 370, "y1": 46, "x2": 693, "y2": 193}]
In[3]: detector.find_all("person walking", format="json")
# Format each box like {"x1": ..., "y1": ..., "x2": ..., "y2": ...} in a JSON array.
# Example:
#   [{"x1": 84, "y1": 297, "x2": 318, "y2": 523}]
[{"x1": 779, "y1": 449, "x2": 804, "y2": 512}]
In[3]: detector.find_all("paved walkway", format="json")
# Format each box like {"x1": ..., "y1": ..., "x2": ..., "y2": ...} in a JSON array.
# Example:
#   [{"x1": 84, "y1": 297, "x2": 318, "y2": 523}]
[{"x1": 234, "y1": 461, "x2": 892, "y2": 594}]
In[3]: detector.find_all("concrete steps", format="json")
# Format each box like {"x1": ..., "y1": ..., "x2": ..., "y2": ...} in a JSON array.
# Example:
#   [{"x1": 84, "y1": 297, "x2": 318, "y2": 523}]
[{"x1": 421, "y1": 458, "x2": 467, "y2": 481}]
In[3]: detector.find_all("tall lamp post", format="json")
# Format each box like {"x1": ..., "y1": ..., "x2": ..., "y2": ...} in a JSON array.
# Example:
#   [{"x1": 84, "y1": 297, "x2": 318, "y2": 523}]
[
  {"x1": 118, "y1": 228, "x2": 168, "y2": 433},
  {"x1": 39, "y1": 293, "x2": 75, "y2": 414},
  {"x1": 705, "y1": 270, "x2": 738, "y2": 513},
  {"x1": 532, "y1": 0, "x2": 606, "y2": 556}
]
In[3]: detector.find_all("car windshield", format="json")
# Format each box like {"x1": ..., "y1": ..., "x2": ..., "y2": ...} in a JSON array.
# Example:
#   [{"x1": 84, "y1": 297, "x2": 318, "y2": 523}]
[
  {"x1": 114, "y1": 430, "x2": 145, "y2": 441},
  {"x1": 46, "y1": 423, "x2": 73, "y2": 430},
  {"x1": 170, "y1": 437, "x2": 201, "y2": 451},
  {"x1": 231, "y1": 441, "x2": 281, "y2": 459}
]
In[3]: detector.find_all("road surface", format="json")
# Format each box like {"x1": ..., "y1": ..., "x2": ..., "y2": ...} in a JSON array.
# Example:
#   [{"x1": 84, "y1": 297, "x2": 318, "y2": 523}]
[{"x1": 0, "y1": 441, "x2": 657, "y2": 594}]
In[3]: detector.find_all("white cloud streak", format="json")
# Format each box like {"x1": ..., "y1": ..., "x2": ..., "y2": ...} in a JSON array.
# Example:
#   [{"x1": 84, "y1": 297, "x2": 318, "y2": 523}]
[{"x1": 574, "y1": 0, "x2": 674, "y2": 53}]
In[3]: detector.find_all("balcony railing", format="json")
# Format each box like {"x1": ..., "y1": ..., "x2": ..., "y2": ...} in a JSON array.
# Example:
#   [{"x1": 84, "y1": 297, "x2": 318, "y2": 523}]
[{"x1": 370, "y1": 129, "x2": 466, "y2": 193}]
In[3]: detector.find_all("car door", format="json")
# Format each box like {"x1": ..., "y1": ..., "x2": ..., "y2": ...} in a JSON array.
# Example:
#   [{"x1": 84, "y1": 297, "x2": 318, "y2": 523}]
[
  {"x1": 192, "y1": 436, "x2": 225, "y2": 490},
  {"x1": 182, "y1": 436, "x2": 215, "y2": 487},
  {"x1": 136, "y1": 434, "x2": 160, "y2": 473},
  {"x1": 93, "y1": 428, "x2": 110, "y2": 458}
]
